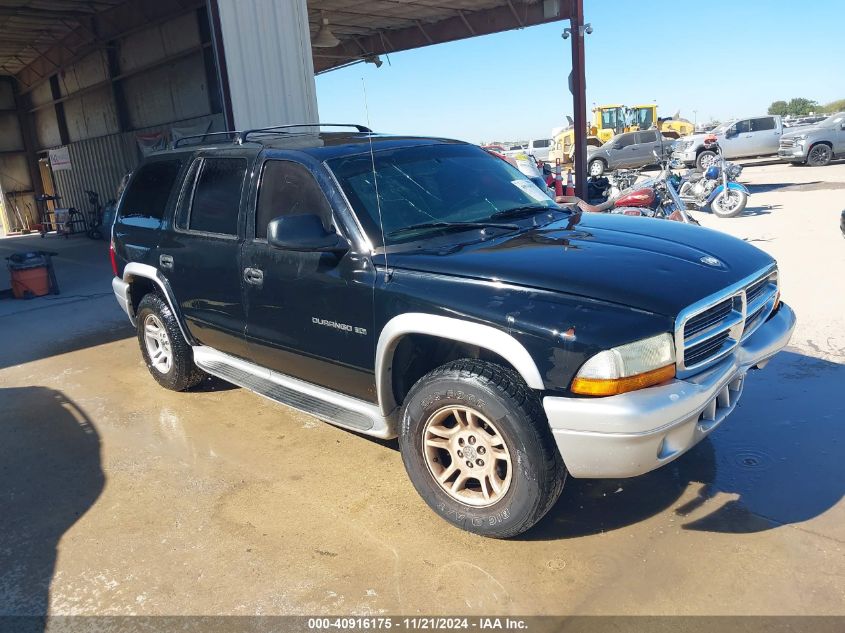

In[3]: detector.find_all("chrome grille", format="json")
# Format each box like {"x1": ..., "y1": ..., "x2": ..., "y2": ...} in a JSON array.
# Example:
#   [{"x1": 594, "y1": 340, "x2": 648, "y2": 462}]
[
  {"x1": 779, "y1": 139, "x2": 795, "y2": 148},
  {"x1": 675, "y1": 268, "x2": 779, "y2": 376}
]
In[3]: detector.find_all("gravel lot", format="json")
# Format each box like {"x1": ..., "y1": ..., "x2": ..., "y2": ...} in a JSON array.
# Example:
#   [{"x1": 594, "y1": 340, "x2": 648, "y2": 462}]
[{"x1": 0, "y1": 161, "x2": 842, "y2": 617}]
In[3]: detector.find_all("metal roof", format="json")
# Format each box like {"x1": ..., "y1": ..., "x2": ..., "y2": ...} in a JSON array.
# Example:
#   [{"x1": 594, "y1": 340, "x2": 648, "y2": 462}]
[{"x1": 2, "y1": 0, "x2": 572, "y2": 86}]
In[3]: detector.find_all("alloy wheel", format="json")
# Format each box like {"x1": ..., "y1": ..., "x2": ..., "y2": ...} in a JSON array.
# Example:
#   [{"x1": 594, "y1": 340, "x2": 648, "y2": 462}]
[
  {"x1": 143, "y1": 314, "x2": 173, "y2": 374},
  {"x1": 422, "y1": 405, "x2": 513, "y2": 507}
]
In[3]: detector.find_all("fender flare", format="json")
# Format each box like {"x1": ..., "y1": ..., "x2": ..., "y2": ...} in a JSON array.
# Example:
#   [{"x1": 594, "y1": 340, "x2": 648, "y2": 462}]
[
  {"x1": 375, "y1": 313, "x2": 545, "y2": 417},
  {"x1": 708, "y1": 181, "x2": 749, "y2": 202},
  {"x1": 122, "y1": 262, "x2": 193, "y2": 344}
]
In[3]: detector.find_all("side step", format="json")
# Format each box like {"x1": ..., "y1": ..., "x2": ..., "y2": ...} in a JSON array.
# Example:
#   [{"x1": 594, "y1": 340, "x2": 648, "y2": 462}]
[{"x1": 193, "y1": 346, "x2": 392, "y2": 438}]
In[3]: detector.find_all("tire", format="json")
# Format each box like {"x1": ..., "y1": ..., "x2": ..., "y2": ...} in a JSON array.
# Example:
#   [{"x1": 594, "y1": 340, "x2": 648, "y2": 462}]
[
  {"x1": 696, "y1": 150, "x2": 717, "y2": 170},
  {"x1": 588, "y1": 159, "x2": 606, "y2": 177},
  {"x1": 806, "y1": 143, "x2": 832, "y2": 167},
  {"x1": 711, "y1": 189, "x2": 748, "y2": 218},
  {"x1": 398, "y1": 359, "x2": 566, "y2": 538},
  {"x1": 136, "y1": 293, "x2": 205, "y2": 391}
]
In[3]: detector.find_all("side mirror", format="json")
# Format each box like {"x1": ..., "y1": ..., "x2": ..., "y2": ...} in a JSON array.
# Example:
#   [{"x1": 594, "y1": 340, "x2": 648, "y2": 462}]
[
  {"x1": 840, "y1": 123, "x2": 845, "y2": 130},
  {"x1": 267, "y1": 214, "x2": 348, "y2": 254},
  {"x1": 612, "y1": 143, "x2": 622, "y2": 150},
  {"x1": 725, "y1": 127, "x2": 737, "y2": 138}
]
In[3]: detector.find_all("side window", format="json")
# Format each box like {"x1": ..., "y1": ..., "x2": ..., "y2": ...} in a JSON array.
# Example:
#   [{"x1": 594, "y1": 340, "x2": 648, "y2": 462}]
[
  {"x1": 175, "y1": 158, "x2": 201, "y2": 230},
  {"x1": 751, "y1": 117, "x2": 775, "y2": 132},
  {"x1": 534, "y1": 139, "x2": 551, "y2": 148},
  {"x1": 637, "y1": 130, "x2": 659, "y2": 144},
  {"x1": 734, "y1": 120, "x2": 751, "y2": 134},
  {"x1": 189, "y1": 158, "x2": 246, "y2": 236},
  {"x1": 119, "y1": 159, "x2": 183, "y2": 220},
  {"x1": 616, "y1": 133, "x2": 636, "y2": 149},
  {"x1": 255, "y1": 160, "x2": 333, "y2": 239}
]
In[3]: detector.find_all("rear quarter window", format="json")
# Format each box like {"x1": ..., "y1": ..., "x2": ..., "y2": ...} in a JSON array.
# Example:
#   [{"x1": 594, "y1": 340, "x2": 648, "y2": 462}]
[{"x1": 118, "y1": 159, "x2": 184, "y2": 227}]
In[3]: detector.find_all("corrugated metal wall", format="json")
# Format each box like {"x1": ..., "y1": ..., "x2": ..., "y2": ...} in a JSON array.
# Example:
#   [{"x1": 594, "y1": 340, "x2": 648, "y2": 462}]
[
  {"x1": 216, "y1": 0, "x2": 319, "y2": 129},
  {"x1": 51, "y1": 113, "x2": 223, "y2": 215}
]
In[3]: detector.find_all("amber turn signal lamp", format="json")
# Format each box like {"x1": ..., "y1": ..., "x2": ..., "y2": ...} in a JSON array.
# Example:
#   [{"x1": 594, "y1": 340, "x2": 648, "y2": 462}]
[{"x1": 571, "y1": 364, "x2": 676, "y2": 397}]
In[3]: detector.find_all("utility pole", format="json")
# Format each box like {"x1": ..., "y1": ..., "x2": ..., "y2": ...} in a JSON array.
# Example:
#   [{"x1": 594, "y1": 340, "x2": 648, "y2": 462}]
[{"x1": 566, "y1": 0, "x2": 589, "y2": 199}]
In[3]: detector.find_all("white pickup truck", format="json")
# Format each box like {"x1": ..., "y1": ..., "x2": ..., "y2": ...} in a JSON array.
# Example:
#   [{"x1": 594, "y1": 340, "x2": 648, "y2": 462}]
[{"x1": 673, "y1": 115, "x2": 783, "y2": 169}]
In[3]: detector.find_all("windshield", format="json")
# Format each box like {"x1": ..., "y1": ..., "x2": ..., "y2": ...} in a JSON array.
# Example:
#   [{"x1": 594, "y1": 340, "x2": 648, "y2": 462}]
[
  {"x1": 821, "y1": 112, "x2": 845, "y2": 127},
  {"x1": 327, "y1": 144, "x2": 557, "y2": 245},
  {"x1": 710, "y1": 121, "x2": 734, "y2": 134}
]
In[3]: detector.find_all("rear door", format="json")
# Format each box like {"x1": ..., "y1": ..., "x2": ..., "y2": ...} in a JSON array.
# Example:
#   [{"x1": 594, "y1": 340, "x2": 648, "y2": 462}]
[
  {"x1": 610, "y1": 132, "x2": 640, "y2": 167},
  {"x1": 242, "y1": 156, "x2": 377, "y2": 401},
  {"x1": 832, "y1": 114, "x2": 845, "y2": 153},
  {"x1": 723, "y1": 119, "x2": 754, "y2": 158},
  {"x1": 749, "y1": 116, "x2": 780, "y2": 155},
  {"x1": 635, "y1": 130, "x2": 662, "y2": 165},
  {"x1": 157, "y1": 151, "x2": 253, "y2": 358}
]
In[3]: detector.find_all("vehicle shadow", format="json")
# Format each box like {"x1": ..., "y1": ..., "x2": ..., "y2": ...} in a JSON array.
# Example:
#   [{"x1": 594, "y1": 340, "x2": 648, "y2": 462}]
[
  {"x1": 0, "y1": 387, "x2": 104, "y2": 623},
  {"x1": 747, "y1": 182, "x2": 821, "y2": 194},
  {"x1": 523, "y1": 350, "x2": 844, "y2": 540}
]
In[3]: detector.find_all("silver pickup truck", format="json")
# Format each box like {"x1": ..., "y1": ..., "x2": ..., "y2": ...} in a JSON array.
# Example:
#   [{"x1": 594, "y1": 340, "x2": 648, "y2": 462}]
[
  {"x1": 778, "y1": 112, "x2": 845, "y2": 166},
  {"x1": 673, "y1": 115, "x2": 783, "y2": 169}
]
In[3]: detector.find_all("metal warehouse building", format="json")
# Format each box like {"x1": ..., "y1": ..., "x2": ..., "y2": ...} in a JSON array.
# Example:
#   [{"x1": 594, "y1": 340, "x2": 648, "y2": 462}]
[{"x1": 0, "y1": 0, "x2": 585, "y2": 236}]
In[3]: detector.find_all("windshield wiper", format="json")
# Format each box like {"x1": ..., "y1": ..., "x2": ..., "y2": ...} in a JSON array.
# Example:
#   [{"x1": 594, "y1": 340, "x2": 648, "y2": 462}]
[
  {"x1": 488, "y1": 205, "x2": 557, "y2": 220},
  {"x1": 386, "y1": 221, "x2": 517, "y2": 237}
]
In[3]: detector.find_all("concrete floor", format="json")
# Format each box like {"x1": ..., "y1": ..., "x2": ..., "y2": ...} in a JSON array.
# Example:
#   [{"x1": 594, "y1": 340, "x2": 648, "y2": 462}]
[{"x1": 1, "y1": 162, "x2": 843, "y2": 616}]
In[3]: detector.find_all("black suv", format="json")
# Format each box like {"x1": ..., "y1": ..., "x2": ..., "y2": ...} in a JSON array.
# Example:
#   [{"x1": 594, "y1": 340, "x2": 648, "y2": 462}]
[{"x1": 111, "y1": 124, "x2": 795, "y2": 537}]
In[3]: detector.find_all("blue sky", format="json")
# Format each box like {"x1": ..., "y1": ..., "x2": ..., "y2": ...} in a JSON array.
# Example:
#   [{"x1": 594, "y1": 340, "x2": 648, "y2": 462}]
[{"x1": 316, "y1": 0, "x2": 844, "y2": 143}]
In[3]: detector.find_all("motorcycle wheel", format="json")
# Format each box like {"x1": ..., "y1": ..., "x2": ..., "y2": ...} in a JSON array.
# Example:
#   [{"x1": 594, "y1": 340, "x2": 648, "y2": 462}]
[{"x1": 711, "y1": 190, "x2": 747, "y2": 218}]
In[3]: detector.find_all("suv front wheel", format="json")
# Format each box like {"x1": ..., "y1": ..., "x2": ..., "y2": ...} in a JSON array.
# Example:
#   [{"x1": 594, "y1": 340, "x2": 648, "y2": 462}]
[
  {"x1": 136, "y1": 293, "x2": 205, "y2": 391},
  {"x1": 399, "y1": 359, "x2": 566, "y2": 538}
]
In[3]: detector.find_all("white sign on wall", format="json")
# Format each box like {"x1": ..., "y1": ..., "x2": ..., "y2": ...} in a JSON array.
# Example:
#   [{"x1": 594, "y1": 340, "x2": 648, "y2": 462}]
[{"x1": 49, "y1": 146, "x2": 71, "y2": 171}]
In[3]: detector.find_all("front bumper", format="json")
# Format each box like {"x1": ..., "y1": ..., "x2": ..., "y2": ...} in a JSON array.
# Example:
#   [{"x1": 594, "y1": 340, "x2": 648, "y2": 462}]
[
  {"x1": 543, "y1": 303, "x2": 796, "y2": 478},
  {"x1": 672, "y1": 149, "x2": 696, "y2": 166},
  {"x1": 778, "y1": 146, "x2": 807, "y2": 161}
]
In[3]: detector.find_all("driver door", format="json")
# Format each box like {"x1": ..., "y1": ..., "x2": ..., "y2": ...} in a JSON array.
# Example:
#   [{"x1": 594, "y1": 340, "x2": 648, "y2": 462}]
[
  {"x1": 723, "y1": 119, "x2": 754, "y2": 158},
  {"x1": 242, "y1": 158, "x2": 377, "y2": 402}
]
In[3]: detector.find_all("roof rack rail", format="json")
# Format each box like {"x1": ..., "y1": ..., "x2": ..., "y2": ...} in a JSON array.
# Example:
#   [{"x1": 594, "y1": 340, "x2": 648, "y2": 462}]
[
  {"x1": 172, "y1": 130, "x2": 244, "y2": 149},
  {"x1": 241, "y1": 123, "x2": 372, "y2": 143}
]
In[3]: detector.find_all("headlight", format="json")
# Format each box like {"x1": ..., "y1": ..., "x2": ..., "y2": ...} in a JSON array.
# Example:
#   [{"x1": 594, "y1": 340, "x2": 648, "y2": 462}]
[
  {"x1": 571, "y1": 333, "x2": 676, "y2": 396},
  {"x1": 791, "y1": 135, "x2": 807, "y2": 142},
  {"x1": 677, "y1": 140, "x2": 693, "y2": 152}
]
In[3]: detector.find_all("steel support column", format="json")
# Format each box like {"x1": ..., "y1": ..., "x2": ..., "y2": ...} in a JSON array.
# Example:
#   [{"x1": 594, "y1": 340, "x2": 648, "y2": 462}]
[{"x1": 569, "y1": 0, "x2": 587, "y2": 199}]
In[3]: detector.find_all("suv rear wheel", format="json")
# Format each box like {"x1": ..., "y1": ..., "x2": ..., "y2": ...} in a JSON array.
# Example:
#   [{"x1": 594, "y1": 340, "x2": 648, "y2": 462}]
[
  {"x1": 136, "y1": 293, "x2": 204, "y2": 391},
  {"x1": 399, "y1": 359, "x2": 565, "y2": 538}
]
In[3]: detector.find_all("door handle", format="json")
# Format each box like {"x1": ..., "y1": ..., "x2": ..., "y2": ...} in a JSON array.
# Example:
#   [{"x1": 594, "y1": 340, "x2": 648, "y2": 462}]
[
  {"x1": 243, "y1": 267, "x2": 264, "y2": 286},
  {"x1": 159, "y1": 254, "x2": 173, "y2": 269}
]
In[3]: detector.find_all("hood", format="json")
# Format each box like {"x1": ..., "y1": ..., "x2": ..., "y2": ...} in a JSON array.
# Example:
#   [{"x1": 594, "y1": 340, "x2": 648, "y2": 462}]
[
  {"x1": 782, "y1": 125, "x2": 824, "y2": 139},
  {"x1": 384, "y1": 213, "x2": 774, "y2": 317}
]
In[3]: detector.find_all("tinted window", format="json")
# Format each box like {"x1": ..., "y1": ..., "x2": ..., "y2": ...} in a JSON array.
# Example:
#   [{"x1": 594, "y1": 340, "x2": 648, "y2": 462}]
[
  {"x1": 616, "y1": 133, "x2": 637, "y2": 148},
  {"x1": 533, "y1": 139, "x2": 551, "y2": 148},
  {"x1": 255, "y1": 161, "x2": 333, "y2": 239},
  {"x1": 637, "y1": 130, "x2": 659, "y2": 144},
  {"x1": 189, "y1": 158, "x2": 246, "y2": 235},
  {"x1": 751, "y1": 117, "x2": 775, "y2": 131},
  {"x1": 734, "y1": 120, "x2": 751, "y2": 134},
  {"x1": 175, "y1": 159, "x2": 201, "y2": 230},
  {"x1": 119, "y1": 159, "x2": 183, "y2": 220}
]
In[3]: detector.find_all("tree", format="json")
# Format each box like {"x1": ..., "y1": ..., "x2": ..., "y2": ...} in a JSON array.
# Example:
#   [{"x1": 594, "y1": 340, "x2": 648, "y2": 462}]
[
  {"x1": 768, "y1": 100, "x2": 788, "y2": 116},
  {"x1": 822, "y1": 99, "x2": 845, "y2": 113},
  {"x1": 786, "y1": 97, "x2": 819, "y2": 116}
]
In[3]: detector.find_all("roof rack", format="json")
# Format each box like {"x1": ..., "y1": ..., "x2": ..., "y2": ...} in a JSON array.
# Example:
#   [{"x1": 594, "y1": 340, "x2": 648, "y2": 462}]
[
  {"x1": 240, "y1": 123, "x2": 372, "y2": 143},
  {"x1": 172, "y1": 131, "x2": 242, "y2": 149},
  {"x1": 171, "y1": 123, "x2": 372, "y2": 149}
]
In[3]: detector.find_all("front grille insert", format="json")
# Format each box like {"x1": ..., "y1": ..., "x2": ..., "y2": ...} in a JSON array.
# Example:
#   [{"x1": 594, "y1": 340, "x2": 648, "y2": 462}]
[{"x1": 677, "y1": 269, "x2": 778, "y2": 375}]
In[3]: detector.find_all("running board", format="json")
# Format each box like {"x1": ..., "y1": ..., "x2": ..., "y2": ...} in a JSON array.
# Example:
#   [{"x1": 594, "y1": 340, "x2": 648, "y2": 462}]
[{"x1": 192, "y1": 346, "x2": 392, "y2": 438}]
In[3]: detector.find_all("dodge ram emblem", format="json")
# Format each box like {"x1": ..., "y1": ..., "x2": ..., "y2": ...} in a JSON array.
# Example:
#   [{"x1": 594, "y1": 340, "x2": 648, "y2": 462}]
[{"x1": 700, "y1": 255, "x2": 723, "y2": 267}]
